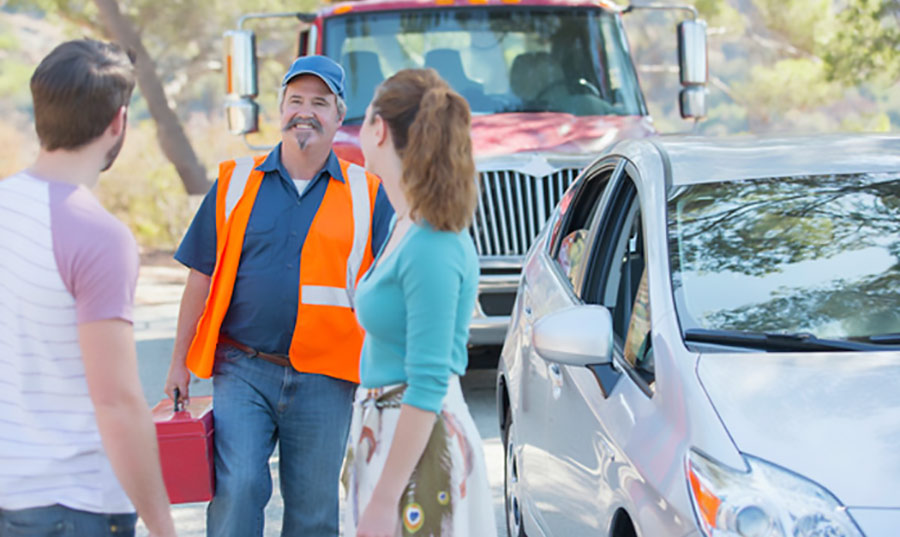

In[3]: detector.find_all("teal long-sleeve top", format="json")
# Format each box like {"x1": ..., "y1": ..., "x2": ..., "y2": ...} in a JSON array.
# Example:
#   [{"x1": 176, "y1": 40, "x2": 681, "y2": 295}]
[{"x1": 355, "y1": 218, "x2": 478, "y2": 413}]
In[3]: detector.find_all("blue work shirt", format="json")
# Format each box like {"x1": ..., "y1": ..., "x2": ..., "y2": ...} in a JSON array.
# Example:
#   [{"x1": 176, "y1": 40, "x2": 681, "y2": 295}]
[{"x1": 175, "y1": 143, "x2": 394, "y2": 355}]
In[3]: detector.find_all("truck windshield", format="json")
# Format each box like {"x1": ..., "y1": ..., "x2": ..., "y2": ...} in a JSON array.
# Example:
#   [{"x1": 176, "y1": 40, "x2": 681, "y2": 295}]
[
  {"x1": 667, "y1": 173, "x2": 900, "y2": 345},
  {"x1": 323, "y1": 7, "x2": 645, "y2": 122}
]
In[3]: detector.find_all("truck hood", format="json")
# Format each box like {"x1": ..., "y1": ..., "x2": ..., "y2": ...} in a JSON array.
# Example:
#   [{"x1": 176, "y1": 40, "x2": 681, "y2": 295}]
[
  {"x1": 697, "y1": 352, "x2": 900, "y2": 509},
  {"x1": 334, "y1": 112, "x2": 654, "y2": 165}
]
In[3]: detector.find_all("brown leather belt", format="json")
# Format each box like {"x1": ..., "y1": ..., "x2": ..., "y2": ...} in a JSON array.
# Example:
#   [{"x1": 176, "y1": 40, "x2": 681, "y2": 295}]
[{"x1": 219, "y1": 336, "x2": 292, "y2": 368}]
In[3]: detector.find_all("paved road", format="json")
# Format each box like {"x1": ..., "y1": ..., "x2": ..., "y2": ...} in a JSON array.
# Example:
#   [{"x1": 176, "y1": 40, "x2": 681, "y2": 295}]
[{"x1": 134, "y1": 265, "x2": 507, "y2": 536}]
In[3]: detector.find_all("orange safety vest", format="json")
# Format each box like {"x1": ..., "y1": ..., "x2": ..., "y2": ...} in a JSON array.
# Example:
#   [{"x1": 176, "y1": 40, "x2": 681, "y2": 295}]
[{"x1": 185, "y1": 155, "x2": 381, "y2": 383}]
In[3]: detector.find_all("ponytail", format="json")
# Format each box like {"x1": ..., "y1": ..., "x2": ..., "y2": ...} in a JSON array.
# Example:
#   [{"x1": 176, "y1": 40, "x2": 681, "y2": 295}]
[{"x1": 371, "y1": 69, "x2": 478, "y2": 232}]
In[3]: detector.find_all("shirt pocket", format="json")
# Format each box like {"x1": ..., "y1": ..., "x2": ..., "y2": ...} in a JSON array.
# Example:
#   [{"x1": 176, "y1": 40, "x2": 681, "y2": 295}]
[{"x1": 245, "y1": 207, "x2": 279, "y2": 236}]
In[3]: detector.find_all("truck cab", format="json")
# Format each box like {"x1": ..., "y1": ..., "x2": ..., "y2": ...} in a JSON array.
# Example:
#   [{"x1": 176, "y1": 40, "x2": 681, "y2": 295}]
[{"x1": 224, "y1": 0, "x2": 708, "y2": 349}]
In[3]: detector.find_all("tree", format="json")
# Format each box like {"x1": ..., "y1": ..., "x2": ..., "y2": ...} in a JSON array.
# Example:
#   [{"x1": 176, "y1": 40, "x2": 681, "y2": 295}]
[
  {"x1": 93, "y1": 0, "x2": 208, "y2": 194},
  {"x1": 624, "y1": 0, "x2": 899, "y2": 135},
  {"x1": 7, "y1": 0, "x2": 316, "y2": 194},
  {"x1": 824, "y1": 0, "x2": 900, "y2": 86}
]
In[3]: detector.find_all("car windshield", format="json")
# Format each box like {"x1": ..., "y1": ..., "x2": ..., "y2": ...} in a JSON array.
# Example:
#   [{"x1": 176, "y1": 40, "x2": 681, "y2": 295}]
[
  {"x1": 667, "y1": 173, "x2": 900, "y2": 342},
  {"x1": 323, "y1": 7, "x2": 645, "y2": 122}
]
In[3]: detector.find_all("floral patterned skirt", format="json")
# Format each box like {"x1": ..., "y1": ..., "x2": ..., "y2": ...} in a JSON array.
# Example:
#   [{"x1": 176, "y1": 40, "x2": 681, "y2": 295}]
[{"x1": 342, "y1": 376, "x2": 497, "y2": 537}]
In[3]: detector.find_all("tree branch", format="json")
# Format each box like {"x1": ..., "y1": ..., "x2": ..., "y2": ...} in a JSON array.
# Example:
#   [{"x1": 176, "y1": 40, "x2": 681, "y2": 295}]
[{"x1": 92, "y1": 0, "x2": 211, "y2": 195}]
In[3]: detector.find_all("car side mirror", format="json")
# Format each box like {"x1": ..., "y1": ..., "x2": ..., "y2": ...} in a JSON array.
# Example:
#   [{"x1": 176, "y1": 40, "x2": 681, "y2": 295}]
[{"x1": 532, "y1": 305, "x2": 614, "y2": 367}]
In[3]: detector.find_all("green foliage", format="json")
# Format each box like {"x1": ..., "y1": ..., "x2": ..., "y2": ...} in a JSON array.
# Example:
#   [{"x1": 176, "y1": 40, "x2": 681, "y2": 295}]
[
  {"x1": 0, "y1": 22, "x2": 19, "y2": 50},
  {"x1": 0, "y1": 59, "x2": 32, "y2": 107},
  {"x1": 8, "y1": 0, "x2": 319, "y2": 118},
  {"x1": 693, "y1": 0, "x2": 745, "y2": 35},
  {"x1": 93, "y1": 119, "x2": 195, "y2": 248},
  {"x1": 0, "y1": 23, "x2": 31, "y2": 108},
  {"x1": 752, "y1": 0, "x2": 834, "y2": 54},
  {"x1": 627, "y1": 0, "x2": 899, "y2": 135},
  {"x1": 737, "y1": 59, "x2": 841, "y2": 115},
  {"x1": 7, "y1": 0, "x2": 102, "y2": 34},
  {"x1": 824, "y1": 0, "x2": 900, "y2": 86},
  {"x1": 841, "y1": 112, "x2": 892, "y2": 132}
]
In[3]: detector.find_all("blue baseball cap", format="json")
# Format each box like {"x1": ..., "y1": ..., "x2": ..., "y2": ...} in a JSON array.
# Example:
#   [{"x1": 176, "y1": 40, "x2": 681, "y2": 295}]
[{"x1": 282, "y1": 55, "x2": 345, "y2": 100}]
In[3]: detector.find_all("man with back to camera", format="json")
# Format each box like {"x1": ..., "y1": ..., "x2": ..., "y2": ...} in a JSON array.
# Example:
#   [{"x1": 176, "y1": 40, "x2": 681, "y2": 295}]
[
  {"x1": 0, "y1": 39, "x2": 177, "y2": 537},
  {"x1": 164, "y1": 55, "x2": 393, "y2": 537}
]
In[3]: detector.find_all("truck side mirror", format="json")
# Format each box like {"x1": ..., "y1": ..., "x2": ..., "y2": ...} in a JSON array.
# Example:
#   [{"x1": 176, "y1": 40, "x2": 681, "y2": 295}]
[
  {"x1": 677, "y1": 19, "x2": 708, "y2": 119},
  {"x1": 297, "y1": 25, "x2": 319, "y2": 57},
  {"x1": 224, "y1": 29, "x2": 260, "y2": 135}
]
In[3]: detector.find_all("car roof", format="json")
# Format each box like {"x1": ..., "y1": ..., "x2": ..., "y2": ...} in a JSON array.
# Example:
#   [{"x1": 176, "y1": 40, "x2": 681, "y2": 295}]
[{"x1": 610, "y1": 133, "x2": 900, "y2": 186}]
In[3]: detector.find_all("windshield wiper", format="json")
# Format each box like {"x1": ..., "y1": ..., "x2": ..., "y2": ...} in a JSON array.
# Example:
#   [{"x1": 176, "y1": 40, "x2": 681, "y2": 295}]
[
  {"x1": 683, "y1": 328, "x2": 899, "y2": 352},
  {"x1": 856, "y1": 333, "x2": 900, "y2": 345}
]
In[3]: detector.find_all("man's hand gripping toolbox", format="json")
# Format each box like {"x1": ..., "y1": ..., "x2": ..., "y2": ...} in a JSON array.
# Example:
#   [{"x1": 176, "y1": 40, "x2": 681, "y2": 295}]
[{"x1": 152, "y1": 388, "x2": 214, "y2": 504}]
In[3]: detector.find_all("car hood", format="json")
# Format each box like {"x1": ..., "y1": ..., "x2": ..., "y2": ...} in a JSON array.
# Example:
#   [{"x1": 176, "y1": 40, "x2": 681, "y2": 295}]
[
  {"x1": 697, "y1": 351, "x2": 900, "y2": 508},
  {"x1": 334, "y1": 113, "x2": 654, "y2": 164}
]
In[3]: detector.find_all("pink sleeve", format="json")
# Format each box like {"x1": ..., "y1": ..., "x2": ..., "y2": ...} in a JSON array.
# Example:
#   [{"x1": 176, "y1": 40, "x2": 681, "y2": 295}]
[{"x1": 50, "y1": 185, "x2": 140, "y2": 324}]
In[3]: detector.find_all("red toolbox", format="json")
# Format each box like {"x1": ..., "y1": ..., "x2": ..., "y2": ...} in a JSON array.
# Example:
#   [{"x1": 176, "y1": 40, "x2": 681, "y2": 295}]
[{"x1": 152, "y1": 394, "x2": 214, "y2": 504}]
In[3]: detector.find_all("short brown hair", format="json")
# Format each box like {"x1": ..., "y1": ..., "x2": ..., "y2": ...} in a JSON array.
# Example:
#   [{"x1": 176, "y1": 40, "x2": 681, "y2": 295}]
[
  {"x1": 370, "y1": 69, "x2": 477, "y2": 232},
  {"x1": 30, "y1": 39, "x2": 136, "y2": 151}
]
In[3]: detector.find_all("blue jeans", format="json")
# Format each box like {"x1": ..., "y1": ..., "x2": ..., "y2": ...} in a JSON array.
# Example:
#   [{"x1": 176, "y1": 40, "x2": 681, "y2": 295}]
[
  {"x1": 0, "y1": 504, "x2": 136, "y2": 536},
  {"x1": 207, "y1": 345, "x2": 356, "y2": 537}
]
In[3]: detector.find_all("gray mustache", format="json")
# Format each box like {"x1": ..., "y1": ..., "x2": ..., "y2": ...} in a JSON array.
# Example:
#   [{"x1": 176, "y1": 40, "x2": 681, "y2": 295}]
[{"x1": 283, "y1": 117, "x2": 323, "y2": 133}]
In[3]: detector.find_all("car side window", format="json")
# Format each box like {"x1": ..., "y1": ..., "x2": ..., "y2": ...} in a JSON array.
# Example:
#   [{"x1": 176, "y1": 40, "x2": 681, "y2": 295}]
[
  {"x1": 584, "y1": 174, "x2": 655, "y2": 392},
  {"x1": 549, "y1": 165, "x2": 617, "y2": 289},
  {"x1": 555, "y1": 228, "x2": 590, "y2": 287},
  {"x1": 624, "y1": 268, "x2": 653, "y2": 384}
]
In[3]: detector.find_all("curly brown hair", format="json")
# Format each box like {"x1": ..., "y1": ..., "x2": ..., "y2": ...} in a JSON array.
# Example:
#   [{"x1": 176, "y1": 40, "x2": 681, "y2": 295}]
[{"x1": 370, "y1": 68, "x2": 477, "y2": 232}]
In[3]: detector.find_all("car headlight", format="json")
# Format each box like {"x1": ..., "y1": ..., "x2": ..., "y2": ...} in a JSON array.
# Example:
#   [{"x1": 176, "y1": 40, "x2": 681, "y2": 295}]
[{"x1": 686, "y1": 449, "x2": 864, "y2": 537}]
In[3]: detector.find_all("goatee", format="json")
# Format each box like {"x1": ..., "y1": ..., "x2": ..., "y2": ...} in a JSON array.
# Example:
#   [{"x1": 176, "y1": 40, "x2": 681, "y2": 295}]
[
  {"x1": 294, "y1": 132, "x2": 312, "y2": 150},
  {"x1": 283, "y1": 116, "x2": 323, "y2": 151}
]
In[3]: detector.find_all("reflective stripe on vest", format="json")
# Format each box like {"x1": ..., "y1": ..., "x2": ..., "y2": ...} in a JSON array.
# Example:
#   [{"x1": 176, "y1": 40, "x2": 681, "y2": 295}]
[
  {"x1": 343, "y1": 163, "x2": 371, "y2": 308},
  {"x1": 223, "y1": 160, "x2": 371, "y2": 309},
  {"x1": 224, "y1": 157, "x2": 256, "y2": 220},
  {"x1": 301, "y1": 285, "x2": 352, "y2": 308}
]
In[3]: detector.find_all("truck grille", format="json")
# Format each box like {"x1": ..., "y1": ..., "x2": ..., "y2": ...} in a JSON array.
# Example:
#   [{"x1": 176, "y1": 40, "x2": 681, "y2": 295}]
[{"x1": 470, "y1": 169, "x2": 580, "y2": 257}]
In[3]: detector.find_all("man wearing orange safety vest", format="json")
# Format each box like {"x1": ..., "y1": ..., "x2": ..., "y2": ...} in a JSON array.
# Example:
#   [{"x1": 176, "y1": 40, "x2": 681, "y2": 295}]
[{"x1": 164, "y1": 56, "x2": 393, "y2": 537}]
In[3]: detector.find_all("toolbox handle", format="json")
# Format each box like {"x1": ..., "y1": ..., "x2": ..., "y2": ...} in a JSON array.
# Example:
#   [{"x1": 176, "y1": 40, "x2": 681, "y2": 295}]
[{"x1": 173, "y1": 387, "x2": 184, "y2": 413}]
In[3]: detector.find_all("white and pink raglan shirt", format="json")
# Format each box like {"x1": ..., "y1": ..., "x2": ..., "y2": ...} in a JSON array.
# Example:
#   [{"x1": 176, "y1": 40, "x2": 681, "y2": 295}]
[{"x1": 0, "y1": 171, "x2": 139, "y2": 514}]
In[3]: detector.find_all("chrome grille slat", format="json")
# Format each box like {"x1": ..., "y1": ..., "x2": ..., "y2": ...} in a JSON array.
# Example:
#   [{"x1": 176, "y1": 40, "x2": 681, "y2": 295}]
[
  {"x1": 493, "y1": 172, "x2": 512, "y2": 255},
  {"x1": 555, "y1": 172, "x2": 564, "y2": 204},
  {"x1": 535, "y1": 177, "x2": 547, "y2": 238},
  {"x1": 523, "y1": 171, "x2": 536, "y2": 243},
  {"x1": 474, "y1": 181, "x2": 490, "y2": 255},
  {"x1": 482, "y1": 171, "x2": 502, "y2": 255},
  {"x1": 470, "y1": 168, "x2": 581, "y2": 258},
  {"x1": 501, "y1": 171, "x2": 520, "y2": 255},
  {"x1": 513, "y1": 171, "x2": 528, "y2": 255}
]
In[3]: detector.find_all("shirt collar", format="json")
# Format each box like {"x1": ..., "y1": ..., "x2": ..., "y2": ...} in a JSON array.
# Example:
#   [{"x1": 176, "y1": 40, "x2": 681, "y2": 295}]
[{"x1": 256, "y1": 143, "x2": 345, "y2": 184}]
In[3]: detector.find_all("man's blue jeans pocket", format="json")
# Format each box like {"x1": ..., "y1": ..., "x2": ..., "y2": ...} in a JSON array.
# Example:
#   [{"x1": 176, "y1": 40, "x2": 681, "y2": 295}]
[{"x1": 0, "y1": 505, "x2": 136, "y2": 537}]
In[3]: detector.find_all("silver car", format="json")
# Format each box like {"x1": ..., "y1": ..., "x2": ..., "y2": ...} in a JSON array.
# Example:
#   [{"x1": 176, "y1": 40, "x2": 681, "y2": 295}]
[{"x1": 497, "y1": 134, "x2": 900, "y2": 537}]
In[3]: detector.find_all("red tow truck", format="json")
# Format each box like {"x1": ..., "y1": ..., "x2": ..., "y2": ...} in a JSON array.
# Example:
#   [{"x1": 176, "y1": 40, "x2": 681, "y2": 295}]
[{"x1": 223, "y1": 0, "x2": 708, "y2": 350}]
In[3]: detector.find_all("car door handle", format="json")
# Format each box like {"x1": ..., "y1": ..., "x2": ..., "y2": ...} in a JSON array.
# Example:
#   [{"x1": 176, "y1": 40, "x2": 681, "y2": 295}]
[
  {"x1": 548, "y1": 362, "x2": 564, "y2": 398},
  {"x1": 549, "y1": 362, "x2": 562, "y2": 380},
  {"x1": 547, "y1": 363, "x2": 562, "y2": 380}
]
